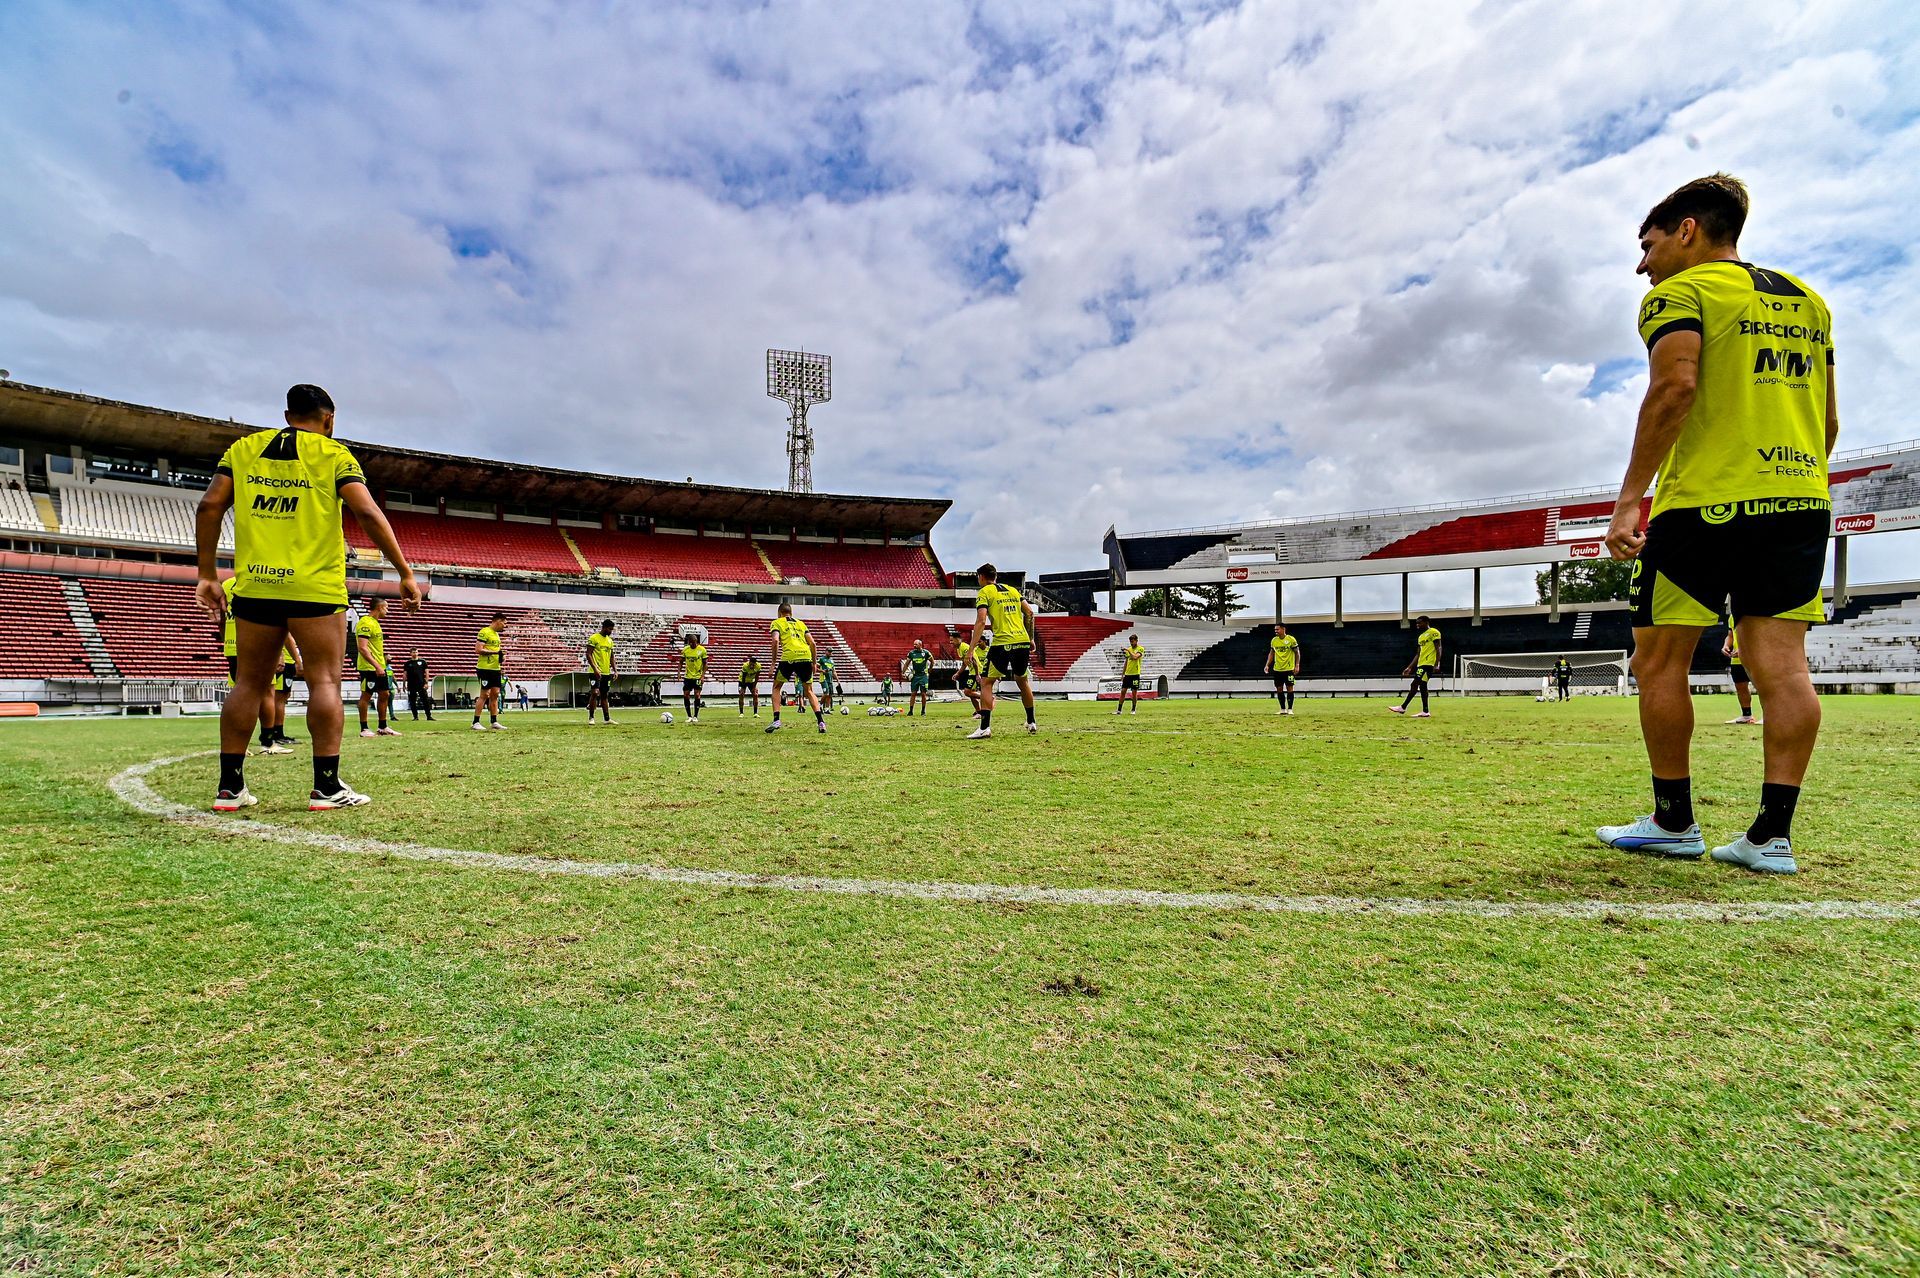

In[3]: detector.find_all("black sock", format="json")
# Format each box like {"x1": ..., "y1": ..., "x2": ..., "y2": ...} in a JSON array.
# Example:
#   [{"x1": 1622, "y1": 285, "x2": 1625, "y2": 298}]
[
  {"x1": 260, "y1": 725, "x2": 274, "y2": 747},
  {"x1": 1747, "y1": 783, "x2": 1801, "y2": 845},
  {"x1": 1651, "y1": 775, "x2": 1694, "y2": 832},
  {"x1": 219, "y1": 753, "x2": 245, "y2": 794},
  {"x1": 1025, "y1": 704, "x2": 1035, "y2": 725},
  {"x1": 314, "y1": 756, "x2": 340, "y2": 793},
  {"x1": 1419, "y1": 686, "x2": 1430, "y2": 712},
  {"x1": 980, "y1": 710, "x2": 992, "y2": 730},
  {"x1": 377, "y1": 716, "x2": 387, "y2": 730}
]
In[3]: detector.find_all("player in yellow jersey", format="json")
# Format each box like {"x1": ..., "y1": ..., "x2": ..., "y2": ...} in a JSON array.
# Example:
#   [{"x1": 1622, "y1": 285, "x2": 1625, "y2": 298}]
[
  {"x1": 473, "y1": 610, "x2": 507, "y2": 730},
  {"x1": 1115, "y1": 633, "x2": 1146, "y2": 715},
  {"x1": 766, "y1": 602, "x2": 826, "y2": 734},
  {"x1": 1721, "y1": 622, "x2": 1759, "y2": 725},
  {"x1": 267, "y1": 634, "x2": 302, "y2": 747},
  {"x1": 354, "y1": 597, "x2": 399, "y2": 738},
  {"x1": 1264, "y1": 623, "x2": 1301, "y2": 715},
  {"x1": 195, "y1": 384, "x2": 419, "y2": 811},
  {"x1": 1599, "y1": 175, "x2": 1837, "y2": 874},
  {"x1": 952, "y1": 631, "x2": 982, "y2": 717},
  {"x1": 1390, "y1": 617, "x2": 1440, "y2": 718},
  {"x1": 584, "y1": 618, "x2": 617, "y2": 724},
  {"x1": 219, "y1": 574, "x2": 286, "y2": 754},
  {"x1": 738, "y1": 655, "x2": 762, "y2": 716},
  {"x1": 969, "y1": 564, "x2": 1041, "y2": 739},
  {"x1": 680, "y1": 632, "x2": 709, "y2": 723}
]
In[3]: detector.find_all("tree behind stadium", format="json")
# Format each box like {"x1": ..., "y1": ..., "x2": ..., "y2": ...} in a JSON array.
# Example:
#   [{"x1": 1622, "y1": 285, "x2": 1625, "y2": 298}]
[{"x1": 1535, "y1": 560, "x2": 1634, "y2": 604}]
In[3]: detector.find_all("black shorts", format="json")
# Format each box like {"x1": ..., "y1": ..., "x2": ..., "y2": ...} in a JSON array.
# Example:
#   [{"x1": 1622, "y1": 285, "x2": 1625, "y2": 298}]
[
  {"x1": 682, "y1": 678, "x2": 703, "y2": 694},
  {"x1": 591, "y1": 674, "x2": 612, "y2": 695},
  {"x1": 986, "y1": 644, "x2": 1031, "y2": 679},
  {"x1": 1121, "y1": 674, "x2": 1141, "y2": 691},
  {"x1": 226, "y1": 655, "x2": 238, "y2": 680},
  {"x1": 777, "y1": 660, "x2": 813, "y2": 683},
  {"x1": 229, "y1": 596, "x2": 346, "y2": 625},
  {"x1": 1729, "y1": 663, "x2": 1749, "y2": 684},
  {"x1": 1269, "y1": 671, "x2": 1295, "y2": 687},
  {"x1": 1413, "y1": 664, "x2": 1436, "y2": 684},
  {"x1": 1630, "y1": 501, "x2": 1828, "y2": 628},
  {"x1": 359, "y1": 670, "x2": 392, "y2": 694},
  {"x1": 477, "y1": 668, "x2": 504, "y2": 690},
  {"x1": 277, "y1": 663, "x2": 297, "y2": 693}
]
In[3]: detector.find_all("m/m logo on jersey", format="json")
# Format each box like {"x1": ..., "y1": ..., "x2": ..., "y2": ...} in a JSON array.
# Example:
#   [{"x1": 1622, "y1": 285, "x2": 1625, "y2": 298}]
[
  {"x1": 251, "y1": 493, "x2": 300, "y2": 514},
  {"x1": 1752, "y1": 348, "x2": 1817, "y2": 378}
]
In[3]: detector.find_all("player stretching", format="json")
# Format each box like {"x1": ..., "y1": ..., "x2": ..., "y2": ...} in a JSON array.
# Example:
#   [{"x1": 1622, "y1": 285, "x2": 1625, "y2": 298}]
[
  {"x1": 680, "y1": 633, "x2": 709, "y2": 722},
  {"x1": 473, "y1": 610, "x2": 507, "y2": 731},
  {"x1": 1115, "y1": 632, "x2": 1146, "y2": 715},
  {"x1": 195, "y1": 383, "x2": 420, "y2": 811},
  {"x1": 738, "y1": 655, "x2": 762, "y2": 715},
  {"x1": 766, "y1": 602, "x2": 826, "y2": 733},
  {"x1": 969, "y1": 564, "x2": 1040, "y2": 739},
  {"x1": 355, "y1": 597, "x2": 399, "y2": 737},
  {"x1": 1552, "y1": 657, "x2": 1573, "y2": 702},
  {"x1": 1723, "y1": 624, "x2": 1760, "y2": 724},
  {"x1": 1598, "y1": 174, "x2": 1836, "y2": 875},
  {"x1": 1390, "y1": 617, "x2": 1440, "y2": 718},
  {"x1": 904, "y1": 639, "x2": 933, "y2": 715},
  {"x1": 585, "y1": 619, "x2": 616, "y2": 724},
  {"x1": 1265, "y1": 624, "x2": 1301, "y2": 715}
]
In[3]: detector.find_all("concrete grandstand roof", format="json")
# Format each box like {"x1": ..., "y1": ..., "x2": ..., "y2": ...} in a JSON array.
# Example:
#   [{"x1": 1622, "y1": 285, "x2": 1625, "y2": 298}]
[{"x1": 0, "y1": 380, "x2": 950, "y2": 536}]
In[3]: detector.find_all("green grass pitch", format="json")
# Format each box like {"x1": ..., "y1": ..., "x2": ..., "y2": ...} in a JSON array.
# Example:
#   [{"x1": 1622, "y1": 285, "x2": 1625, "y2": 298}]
[{"x1": 4, "y1": 696, "x2": 1919, "y2": 1275}]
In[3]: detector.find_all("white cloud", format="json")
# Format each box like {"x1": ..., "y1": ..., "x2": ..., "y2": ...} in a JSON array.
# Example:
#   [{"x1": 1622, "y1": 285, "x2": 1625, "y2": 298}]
[{"x1": 1, "y1": 0, "x2": 1917, "y2": 606}]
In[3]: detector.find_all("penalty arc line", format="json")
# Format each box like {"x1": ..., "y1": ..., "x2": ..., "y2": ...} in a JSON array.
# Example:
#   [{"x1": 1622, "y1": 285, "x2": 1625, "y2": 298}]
[{"x1": 108, "y1": 752, "x2": 1920, "y2": 925}]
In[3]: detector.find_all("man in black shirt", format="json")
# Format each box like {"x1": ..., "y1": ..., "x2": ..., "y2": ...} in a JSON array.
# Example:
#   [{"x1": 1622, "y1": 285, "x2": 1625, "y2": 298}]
[
  {"x1": 403, "y1": 650, "x2": 433, "y2": 720},
  {"x1": 1552, "y1": 657, "x2": 1573, "y2": 702}
]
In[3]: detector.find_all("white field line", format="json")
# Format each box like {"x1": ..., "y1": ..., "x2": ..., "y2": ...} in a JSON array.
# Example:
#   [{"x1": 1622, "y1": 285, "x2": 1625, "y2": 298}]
[{"x1": 109, "y1": 753, "x2": 1920, "y2": 925}]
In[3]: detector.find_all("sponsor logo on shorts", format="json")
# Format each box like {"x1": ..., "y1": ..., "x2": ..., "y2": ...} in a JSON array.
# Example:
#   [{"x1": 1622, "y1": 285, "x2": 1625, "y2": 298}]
[
  {"x1": 1701, "y1": 503, "x2": 1738, "y2": 525},
  {"x1": 1569, "y1": 541, "x2": 1603, "y2": 559},
  {"x1": 1835, "y1": 513, "x2": 1876, "y2": 533}
]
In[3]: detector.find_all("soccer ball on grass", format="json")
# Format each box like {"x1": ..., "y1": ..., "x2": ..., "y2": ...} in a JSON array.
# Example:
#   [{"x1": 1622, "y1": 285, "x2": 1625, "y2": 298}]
[{"x1": 660, "y1": 711, "x2": 674, "y2": 725}]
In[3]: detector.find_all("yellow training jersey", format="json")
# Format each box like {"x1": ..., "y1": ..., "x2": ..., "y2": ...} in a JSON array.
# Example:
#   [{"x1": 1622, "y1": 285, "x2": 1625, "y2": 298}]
[
  {"x1": 1637, "y1": 260, "x2": 1833, "y2": 517},
  {"x1": 975, "y1": 583, "x2": 1030, "y2": 647},
  {"x1": 586, "y1": 632, "x2": 615, "y2": 675},
  {"x1": 221, "y1": 577, "x2": 239, "y2": 656},
  {"x1": 682, "y1": 644, "x2": 708, "y2": 680},
  {"x1": 740, "y1": 658, "x2": 761, "y2": 681},
  {"x1": 354, "y1": 614, "x2": 385, "y2": 672},
  {"x1": 771, "y1": 616, "x2": 812, "y2": 662},
  {"x1": 216, "y1": 426, "x2": 365, "y2": 605},
  {"x1": 1726, "y1": 628, "x2": 1741, "y2": 662},
  {"x1": 1417, "y1": 627, "x2": 1441, "y2": 667},
  {"x1": 476, "y1": 626, "x2": 502, "y2": 671},
  {"x1": 1269, "y1": 634, "x2": 1299, "y2": 672},
  {"x1": 1123, "y1": 644, "x2": 1145, "y2": 677}
]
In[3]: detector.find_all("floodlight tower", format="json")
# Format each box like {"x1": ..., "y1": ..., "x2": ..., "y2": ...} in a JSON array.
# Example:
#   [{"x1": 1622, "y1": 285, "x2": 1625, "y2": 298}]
[{"x1": 766, "y1": 348, "x2": 831, "y2": 493}]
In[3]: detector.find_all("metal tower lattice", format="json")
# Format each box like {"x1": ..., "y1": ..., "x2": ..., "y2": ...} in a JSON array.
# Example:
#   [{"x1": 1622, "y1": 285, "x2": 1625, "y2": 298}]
[{"x1": 766, "y1": 348, "x2": 830, "y2": 493}]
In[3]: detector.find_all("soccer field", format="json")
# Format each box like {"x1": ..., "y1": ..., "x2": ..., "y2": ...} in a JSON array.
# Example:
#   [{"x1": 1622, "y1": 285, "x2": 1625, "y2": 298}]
[{"x1": 5, "y1": 698, "x2": 1919, "y2": 1274}]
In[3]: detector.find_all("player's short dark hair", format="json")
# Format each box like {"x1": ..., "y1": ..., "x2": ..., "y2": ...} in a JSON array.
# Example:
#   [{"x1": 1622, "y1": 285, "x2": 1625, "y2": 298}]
[
  {"x1": 1639, "y1": 173, "x2": 1748, "y2": 246},
  {"x1": 778, "y1": 602, "x2": 792, "y2": 615},
  {"x1": 1415, "y1": 615, "x2": 1431, "y2": 627},
  {"x1": 683, "y1": 633, "x2": 696, "y2": 644},
  {"x1": 491, "y1": 610, "x2": 507, "y2": 621},
  {"x1": 600, "y1": 618, "x2": 613, "y2": 630},
  {"x1": 286, "y1": 384, "x2": 334, "y2": 419},
  {"x1": 976, "y1": 563, "x2": 997, "y2": 582}
]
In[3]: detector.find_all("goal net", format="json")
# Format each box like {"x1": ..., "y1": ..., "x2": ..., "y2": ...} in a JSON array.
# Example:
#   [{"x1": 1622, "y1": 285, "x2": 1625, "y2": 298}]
[{"x1": 1456, "y1": 649, "x2": 1629, "y2": 697}]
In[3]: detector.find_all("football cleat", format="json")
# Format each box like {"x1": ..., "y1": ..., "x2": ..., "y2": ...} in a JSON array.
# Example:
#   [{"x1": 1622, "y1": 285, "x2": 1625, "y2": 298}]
[
  {"x1": 1388, "y1": 705, "x2": 1406, "y2": 715},
  {"x1": 359, "y1": 728, "x2": 377, "y2": 738},
  {"x1": 489, "y1": 722, "x2": 506, "y2": 730},
  {"x1": 1025, "y1": 722, "x2": 1038, "y2": 734},
  {"x1": 1711, "y1": 834, "x2": 1797, "y2": 875},
  {"x1": 471, "y1": 721, "x2": 487, "y2": 731},
  {"x1": 309, "y1": 784, "x2": 372, "y2": 810},
  {"x1": 765, "y1": 720, "x2": 784, "y2": 734},
  {"x1": 212, "y1": 788, "x2": 257, "y2": 812},
  {"x1": 966, "y1": 727, "x2": 992, "y2": 740},
  {"x1": 1597, "y1": 814, "x2": 1706, "y2": 859},
  {"x1": 258, "y1": 742, "x2": 292, "y2": 756},
  {"x1": 377, "y1": 726, "x2": 401, "y2": 736},
  {"x1": 1413, "y1": 711, "x2": 1432, "y2": 718}
]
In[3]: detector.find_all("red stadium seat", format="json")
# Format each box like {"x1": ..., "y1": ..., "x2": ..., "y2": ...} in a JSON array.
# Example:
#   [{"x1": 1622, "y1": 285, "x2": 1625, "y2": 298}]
[
  {"x1": 345, "y1": 510, "x2": 584, "y2": 575},
  {"x1": 762, "y1": 541, "x2": 942, "y2": 590},
  {"x1": 0, "y1": 573, "x2": 95, "y2": 679}
]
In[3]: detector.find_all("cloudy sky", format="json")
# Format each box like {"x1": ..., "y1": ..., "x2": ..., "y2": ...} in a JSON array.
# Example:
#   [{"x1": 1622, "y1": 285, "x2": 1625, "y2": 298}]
[{"x1": 3, "y1": 0, "x2": 1917, "y2": 608}]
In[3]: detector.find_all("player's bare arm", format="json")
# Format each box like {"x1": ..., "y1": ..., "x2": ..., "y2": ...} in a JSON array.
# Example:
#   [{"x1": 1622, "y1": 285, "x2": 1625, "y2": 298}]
[
  {"x1": 1608, "y1": 330, "x2": 1701, "y2": 559},
  {"x1": 1825, "y1": 368, "x2": 1839, "y2": 457},
  {"x1": 194, "y1": 473, "x2": 235, "y2": 617},
  {"x1": 343, "y1": 483, "x2": 422, "y2": 610}
]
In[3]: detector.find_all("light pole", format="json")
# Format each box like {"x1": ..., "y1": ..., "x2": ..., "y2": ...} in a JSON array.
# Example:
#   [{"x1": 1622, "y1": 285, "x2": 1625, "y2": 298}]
[{"x1": 766, "y1": 348, "x2": 830, "y2": 494}]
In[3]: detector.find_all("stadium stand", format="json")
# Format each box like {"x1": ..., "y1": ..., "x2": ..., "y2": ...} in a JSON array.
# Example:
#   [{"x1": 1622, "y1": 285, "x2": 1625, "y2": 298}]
[
  {"x1": 569, "y1": 527, "x2": 774, "y2": 585},
  {"x1": 78, "y1": 577, "x2": 227, "y2": 680},
  {"x1": 1178, "y1": 610, "x2": 1637, "y2": 681},
  {"x1": 1806, "y1": 589, "x2": 1920, "y2": 675},
  {"x1": 369, "y1": 602, "x2": 581, "y2": 680},
  {"x1": 832, "y1": 621, "x2": 968, "y2": 678},
  {"x1": 0, "y1": 572, "x2": 94, "y2": 679},
  {"x1": 764, "y1": 540, "x2": 943, "y2": 590},
  {"x1": 630, "y1": 614, "x2": 864, "y2": 681},
  {"x1": 1029, "y1": 616, "x2": 1131, "y2": 673},
  {"x1": 54, "y1": 483, "x2": 233, "y2": 550},
  {"x1": 0, "y1": 486, "x2": 44, "y2": 534},
  {"x1": 345, "y1": 510, "x2": 583, "y2": 575}
]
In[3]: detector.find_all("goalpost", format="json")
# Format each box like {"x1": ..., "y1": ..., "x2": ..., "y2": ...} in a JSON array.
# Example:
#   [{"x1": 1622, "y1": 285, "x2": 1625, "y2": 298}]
[{"x1": 1456, "y1": 649, "x2": 1630, "y2": 697}]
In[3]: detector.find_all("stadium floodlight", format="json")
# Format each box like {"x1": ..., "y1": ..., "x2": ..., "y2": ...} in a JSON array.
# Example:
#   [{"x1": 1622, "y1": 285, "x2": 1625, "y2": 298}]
[{"x1": 766, "y1": 348, "x2": 830, "y2": 493}]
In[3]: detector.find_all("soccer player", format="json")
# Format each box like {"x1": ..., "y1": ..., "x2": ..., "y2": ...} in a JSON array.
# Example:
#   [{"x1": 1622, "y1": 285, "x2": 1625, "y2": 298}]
[
  {"x1": 738, "y1": 654, "x2": 762, "y2": 715},
  {"x1": 1390, "y1": 616, "x2": 1440, "y2": 718},
  {"x1": 194, "y1": 383, "x2": 420, "y2": 811},
  {"x1": 267, "y1": 634, "x2": 302, "y2": 745},
  {"x1": 1116, "y1": 632, "x2": 1147, "y2": 715},
  {"x1": 969, "y1": 564, "x2": 1040, "y2": 739},
  {"x1": 904, "y1": 639, "x2": 933, "y2": 715},
  {"x1": 1552, "y1": 657, "x2": 1573, "y2": 702},
  {"x1": 817, "y1": 651, "x2": 839, "y2": 713},
  {"x1": 1264, "y1": 624, "x2": 1301, "y2": 715},
  {"x1": 879, "y1": 671, "x2": 893, "y2": 706},
  {"x1": 1598, "y1": 174, "x2": 1835, "y2": 875},
  {"x1": 585, "y1": 618, "x2": 616, "y2": 724},
  {"x1": 355, "y1": 597, "x2": 399, "y2": 737},
  {"x1": 765, "y1": 602, "x2": 826, "y2": 734},
  {"x1": 220, "y1": 574, "x2": 287, "y2": 754},
  {"x1": 680, "y1": 632, "x2": 708, "y2": 722},
  {"x1": 473, "y1": 610, "x2": 507, "y2": 731},
  {"x1": 1722, "y1": 625, "x2": 1760, "y2": 724},
  {"x1": 403, "y1": 649, "x2": 433, "y2": 720}
]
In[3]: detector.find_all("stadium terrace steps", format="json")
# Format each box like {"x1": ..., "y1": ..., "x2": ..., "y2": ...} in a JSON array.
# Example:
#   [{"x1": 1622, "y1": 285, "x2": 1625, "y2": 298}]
[
  {"x1": 59, "y1": 580, "x2": 119, "y2": 676},
  {"x1": 0, "y1": 572, "x2": 95, "y2": 680},
  {"x1": 346, "y1": 510, "x2": 584, "y2": 575},
  {"x1": 53, "y1": 483, "x2": 234, "y2": 550},
  {"x1": 1065, "y1": 623, "x2": 1234, "y2": 684},
  {"x1": 537, "y1": 609, "x2": 673, "y2": 674},
  {"x1": 1805, "y1": 591, "x2": 1920, "y2": 674},
  {"x1": 368, "y1": 603, "x2": 579, "y2": 681},
  {"x1": 762, "y1": 541, "x2": 944, "y2": 590},
  {"x1": 633, "y1": 615, "x2": 862, "y2": 683},
  {"x1": 0, "y1": 486, "x2": 44, "y2": 534},
  {"x1": 78, "y1": 577, "x2": 227, "y2": 680},
  {"x1": 831, "y1": 621, "x2": 969, "y2": 680},
  {"x1": 1029, "y1": 616, "x2": 1130, "y2": 675},
  {"x1": 1178, "y1": 611, "x2": 1638, "y2": 682},
  {"x1": 813, "y1": 619, "x2": 872, "y2": 680},
  {"x1": 567, "y1": 527, "x2": 775, "y2": 585}
]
